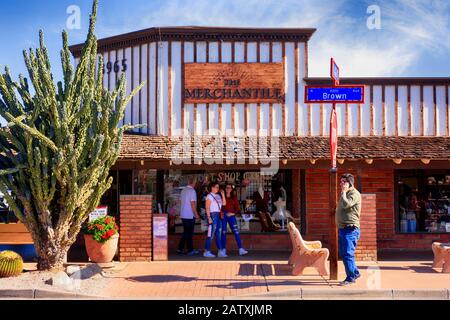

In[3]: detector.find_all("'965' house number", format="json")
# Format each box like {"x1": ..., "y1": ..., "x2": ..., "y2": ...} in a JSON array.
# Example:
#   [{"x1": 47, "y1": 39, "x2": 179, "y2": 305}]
[{"x1": 104, "y1": 59, "x2": 127, "y2": 74}]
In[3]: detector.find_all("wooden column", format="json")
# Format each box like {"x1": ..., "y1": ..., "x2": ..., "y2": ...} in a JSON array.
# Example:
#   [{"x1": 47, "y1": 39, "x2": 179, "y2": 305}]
[
  {"x1": 329, "y1": 168, "x2": 338, "y2": 280},
  {"x1": 292, "y1": 169, "x2": 301, "y2": 219}
]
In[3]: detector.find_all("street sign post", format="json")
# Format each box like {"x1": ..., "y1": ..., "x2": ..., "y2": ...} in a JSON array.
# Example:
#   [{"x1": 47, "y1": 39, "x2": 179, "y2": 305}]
[
  {"x1": 330, "y1": 107, "x2": 338, "y2": 170},
  {"x1": 329, "y1": 104, "x2": 338, "y2": 281},
  {"x1": 304, "y1": 58, "x2": 365, "y2": 281}
]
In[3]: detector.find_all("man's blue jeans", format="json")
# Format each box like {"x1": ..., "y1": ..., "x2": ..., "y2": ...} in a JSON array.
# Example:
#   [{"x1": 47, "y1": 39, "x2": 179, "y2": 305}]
[
  {"x1": 338, "y1": 227, "x2": 361, "y2": 281},
  {"x1": 204, "y1": 212, "x2": 223, "y2": 251}
]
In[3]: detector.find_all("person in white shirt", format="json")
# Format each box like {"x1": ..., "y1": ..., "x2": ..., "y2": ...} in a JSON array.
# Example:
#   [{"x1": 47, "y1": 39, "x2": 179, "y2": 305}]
[
  {"x1": 203, "y1": 182, "x2": 226, "y2": 258},
  {"x1": 177, "y1": 176, "x2": 201, "y2": 256}
]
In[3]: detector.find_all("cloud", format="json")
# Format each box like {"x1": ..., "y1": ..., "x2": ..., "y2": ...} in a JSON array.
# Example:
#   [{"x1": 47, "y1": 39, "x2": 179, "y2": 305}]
[
  {"x1": 380, "y1": 0, "x2": 450, "y2": 52},
  {"x1": 309, "y1": 39, "x2": 417, "y2": 77},
  {"x1": 132, "y1": 0, "x2": 344, "y2": 28},
  {"x1": 106, "y1": 0, "x2": 446, "y2": 77}
]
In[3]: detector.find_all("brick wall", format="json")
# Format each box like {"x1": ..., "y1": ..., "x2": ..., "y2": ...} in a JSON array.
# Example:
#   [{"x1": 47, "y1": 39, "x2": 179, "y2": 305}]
[
  {"x1": 119, "y1": 195, "x2": 153, "y2": 262},
  {"x1": 356, "y1": 194, "x2": 377, "y2": 261},
  {"x1": 305, "y1": 169, "x2": 333, "y2": 242},
  {"x1": 359, "y1": 169, "x2": 395, "y2": 249},
  {"x1": 305, "y1": 169, "x2": 377, "y2": 261}
]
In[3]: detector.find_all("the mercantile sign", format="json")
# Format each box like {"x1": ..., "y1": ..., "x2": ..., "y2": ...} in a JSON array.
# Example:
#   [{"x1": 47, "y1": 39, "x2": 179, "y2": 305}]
[{"x1": 184, "y1": 63, "x2": 285, "y2": 104}]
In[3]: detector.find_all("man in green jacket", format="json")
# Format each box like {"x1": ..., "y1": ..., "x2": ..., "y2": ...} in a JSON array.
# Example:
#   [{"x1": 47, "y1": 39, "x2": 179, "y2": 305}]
[{"x1": 336, "y1": 173, "x2": 362, "y2": 285}]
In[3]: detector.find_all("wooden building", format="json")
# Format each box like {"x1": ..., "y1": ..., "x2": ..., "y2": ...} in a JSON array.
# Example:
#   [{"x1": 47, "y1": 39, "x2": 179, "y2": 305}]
[{"x1": 5, "y1": 26, "x2": 449, "y2": 262}]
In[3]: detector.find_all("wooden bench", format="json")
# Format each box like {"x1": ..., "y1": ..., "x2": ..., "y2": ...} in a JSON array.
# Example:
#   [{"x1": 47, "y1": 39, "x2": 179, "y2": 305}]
[
  {"x1": 287, "y1": 222, "x2": 329, "y2": 276},
  {"x1": 0, "y1": 222, "x2": 33, "y2": 245},
  {"x1": 432, "y1": 242, "x2": 450, "y2": 273}
]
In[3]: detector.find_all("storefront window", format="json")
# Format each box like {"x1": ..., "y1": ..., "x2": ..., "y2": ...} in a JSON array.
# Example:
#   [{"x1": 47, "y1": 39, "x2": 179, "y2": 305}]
[
  {"x1": 397, "y1": 170, "x2": 450, "y2": 233},
  {"x1": 162, "y1": 170, "x2": 295, "y2": 234},
  {"x1": 134, "y1": 169, "x2": 157, "y2": 195}
]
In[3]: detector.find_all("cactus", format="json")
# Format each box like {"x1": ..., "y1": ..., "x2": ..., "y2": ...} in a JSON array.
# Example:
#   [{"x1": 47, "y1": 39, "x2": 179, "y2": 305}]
[
  {"x1": 0, "y1": 0, "x2": 143, "y2": 271},
  {"x1": 0, "y1": 251, "x2": 24, "y2": 278}
]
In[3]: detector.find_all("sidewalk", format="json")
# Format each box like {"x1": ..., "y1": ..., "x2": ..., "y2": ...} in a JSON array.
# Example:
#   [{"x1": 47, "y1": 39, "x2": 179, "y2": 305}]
[{"x1": 97, "y1": 251, "x2": 450, "y2": 299}]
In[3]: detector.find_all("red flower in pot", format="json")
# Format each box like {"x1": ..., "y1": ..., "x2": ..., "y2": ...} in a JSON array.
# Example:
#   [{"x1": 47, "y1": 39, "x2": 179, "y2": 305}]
[{"x1": 83, "y1": 216, "x2": 119, "y2": 263}]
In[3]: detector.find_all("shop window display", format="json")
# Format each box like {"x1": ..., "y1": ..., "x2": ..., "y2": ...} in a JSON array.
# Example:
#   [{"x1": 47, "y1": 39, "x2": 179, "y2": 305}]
[
  {"x1": 398, "y1": 170, "x2": 450, "y2": 233},
  {"x1": 163, "y1": 170, "x2": 295, "y2": 234}
]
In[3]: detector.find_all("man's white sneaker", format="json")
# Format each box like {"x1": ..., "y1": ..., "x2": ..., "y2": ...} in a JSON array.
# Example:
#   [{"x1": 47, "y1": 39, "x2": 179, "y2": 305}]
[
  {"x1": 217, "y1": 249, "x2": 228, "y2": 258},
  {"x1": 203, "y1": 251, "x2": 216, "y2": 258},
  {"x1": 239, "y1": 248, "x2": 249, "y2": 256}
]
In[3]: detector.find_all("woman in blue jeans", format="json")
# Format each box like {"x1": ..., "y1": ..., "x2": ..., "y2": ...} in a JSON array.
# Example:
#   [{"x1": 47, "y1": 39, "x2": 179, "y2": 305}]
[
  {"x1": 220, "y1": 183, "x2": 248, "y2": 256},
  {"x1": 203, "y1": 182, "x2": 226, "y2": 258}
]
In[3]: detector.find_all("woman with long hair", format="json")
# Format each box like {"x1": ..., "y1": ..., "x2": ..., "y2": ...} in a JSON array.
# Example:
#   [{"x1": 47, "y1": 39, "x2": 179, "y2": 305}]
[
  {"x1": 221, "y1": 183, "x2": 249, "y2": 256},
  {"x1": 203, "y1": 182, "x2": 226, "y2": 258}
]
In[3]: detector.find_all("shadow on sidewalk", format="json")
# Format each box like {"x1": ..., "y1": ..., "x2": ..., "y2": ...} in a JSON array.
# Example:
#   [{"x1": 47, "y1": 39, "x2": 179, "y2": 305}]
[
  {"x1": 238, "y1": 263, "x2": 326, "y2": 277},
  {"x1": 169, "y1": 250, "x2": 291, "y2": 262},
  {"x1": 126, "y1": 275, "x2": 198, "y2": 283},
  {"x1": 378, "y1": 250, "x2": 433, "y2": 261},
  {"x1": 206, "y1": 279, "x2": 330, "y2": 290},
  {"x1": 357, "y1": 265, "x2": 441, "y2": 274},
  {"x1": 237, "y1": 263, "x2": 294, "y2": 276}
]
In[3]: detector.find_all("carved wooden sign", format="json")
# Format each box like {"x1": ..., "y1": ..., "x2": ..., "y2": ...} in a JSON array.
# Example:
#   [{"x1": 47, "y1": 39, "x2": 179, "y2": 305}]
[{"x1": 184, "y1": 63, "x2": 285, "y2": 103}]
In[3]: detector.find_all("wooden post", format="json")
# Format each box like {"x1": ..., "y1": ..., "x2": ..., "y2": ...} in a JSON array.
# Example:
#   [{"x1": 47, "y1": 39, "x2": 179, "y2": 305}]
[{"x1": 329, "y1": 167, "x2": 338, "y2": 280}]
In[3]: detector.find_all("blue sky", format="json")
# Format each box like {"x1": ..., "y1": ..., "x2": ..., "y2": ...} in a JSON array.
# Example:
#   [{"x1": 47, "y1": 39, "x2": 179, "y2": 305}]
[{"x1": 0, "y1": 0, "x2": 449, "y2": 125}]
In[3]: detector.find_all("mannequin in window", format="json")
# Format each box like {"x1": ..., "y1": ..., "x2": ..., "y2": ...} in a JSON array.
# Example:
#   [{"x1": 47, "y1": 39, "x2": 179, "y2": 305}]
[
  {"x1": 253, "y1": 182, "x2": 269, "y2": 213},
  {"x1": 252, "y1": 181, "x2": 280, "y2": 232}
]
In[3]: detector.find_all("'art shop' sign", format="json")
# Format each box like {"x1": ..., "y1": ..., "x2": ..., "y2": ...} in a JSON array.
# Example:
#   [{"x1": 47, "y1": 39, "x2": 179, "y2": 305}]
[{"x1": 216, "y1": 171, "x2": 262, "y2": 184}]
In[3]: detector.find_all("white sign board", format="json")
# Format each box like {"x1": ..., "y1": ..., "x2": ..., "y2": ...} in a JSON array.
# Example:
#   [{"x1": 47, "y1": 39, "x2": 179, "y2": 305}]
[{"x1": 89, "y1": 206, "x2": 108, "y2": 222}]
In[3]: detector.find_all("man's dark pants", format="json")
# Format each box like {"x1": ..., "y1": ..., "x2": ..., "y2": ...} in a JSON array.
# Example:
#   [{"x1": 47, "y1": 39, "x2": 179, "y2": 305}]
[
  {"x1": 178, "y1": 218, "x2": 195, "y2": 252},
  {"x1": 338, "y1": 226, "x2": 361, "y2": 281}
]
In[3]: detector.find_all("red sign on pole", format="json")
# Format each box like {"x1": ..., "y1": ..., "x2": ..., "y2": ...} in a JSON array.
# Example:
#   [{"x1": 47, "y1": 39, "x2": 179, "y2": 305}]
[{"x1": 330, "y1": 105, "x2": 338, "y2": 169}]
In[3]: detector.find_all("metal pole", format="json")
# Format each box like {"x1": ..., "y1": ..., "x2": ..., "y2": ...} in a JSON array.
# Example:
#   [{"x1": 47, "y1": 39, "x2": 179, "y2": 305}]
[{"x1": 329, "y1": 104, "x2": 338, "y2": 280}]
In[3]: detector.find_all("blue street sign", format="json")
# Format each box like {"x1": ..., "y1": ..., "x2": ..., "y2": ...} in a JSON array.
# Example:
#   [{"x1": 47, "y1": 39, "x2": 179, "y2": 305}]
[{"x1": 305, "y1": 86, "x2": 365, "y2": 103}]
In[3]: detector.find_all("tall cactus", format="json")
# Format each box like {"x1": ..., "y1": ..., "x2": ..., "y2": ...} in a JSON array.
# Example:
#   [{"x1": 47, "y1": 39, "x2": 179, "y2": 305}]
[{"x1": 0, "y1": 0, "x2": 143, "y2": 270}]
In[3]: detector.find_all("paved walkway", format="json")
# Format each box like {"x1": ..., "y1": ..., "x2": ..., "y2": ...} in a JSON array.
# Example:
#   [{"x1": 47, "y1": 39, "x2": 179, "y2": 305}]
[{"x1": 99, "y1": 251, "x2": 450, "y2": 298}]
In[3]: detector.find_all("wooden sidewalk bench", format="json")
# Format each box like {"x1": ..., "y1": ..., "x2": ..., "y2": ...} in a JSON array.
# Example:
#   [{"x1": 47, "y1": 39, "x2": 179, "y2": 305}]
[
  {"x1": 432, "y1": 242, "x2": 450, "y2": 273},
  {"x1": 0, "y1": 222, "x2": 33, "y2": 245},
  {"x1": 287, "y1": 222, "x2": 329, "y2": 276}
]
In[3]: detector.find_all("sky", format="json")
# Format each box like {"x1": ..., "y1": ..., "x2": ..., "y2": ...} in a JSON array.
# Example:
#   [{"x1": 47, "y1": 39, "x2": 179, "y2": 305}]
[{"x1": 0, "y1": 0, "x2": 449, "y2": 125}]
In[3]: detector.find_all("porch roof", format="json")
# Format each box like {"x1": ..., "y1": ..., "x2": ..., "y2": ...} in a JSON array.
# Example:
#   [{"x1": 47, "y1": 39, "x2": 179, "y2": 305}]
[{"x1": 119, "y1": 134, "x2": 450, "y2": 161}]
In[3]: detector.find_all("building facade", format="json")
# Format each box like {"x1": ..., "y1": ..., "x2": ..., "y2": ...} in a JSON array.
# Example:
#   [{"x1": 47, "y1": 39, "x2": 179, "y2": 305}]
[{"x1": 68, "y1": 27, "x2": 450, "y2": 262}]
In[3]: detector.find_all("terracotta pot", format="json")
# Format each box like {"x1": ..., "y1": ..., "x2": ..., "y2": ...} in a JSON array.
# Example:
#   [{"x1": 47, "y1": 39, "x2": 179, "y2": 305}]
[{"x1": 84, "y1": 233, "x2": 119, "y2": 263}]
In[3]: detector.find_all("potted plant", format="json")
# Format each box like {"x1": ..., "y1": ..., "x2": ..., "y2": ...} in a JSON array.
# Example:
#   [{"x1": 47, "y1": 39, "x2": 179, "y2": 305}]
[{"x1": 82, "y1": 216, "x2": 119, "y2": 263}]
